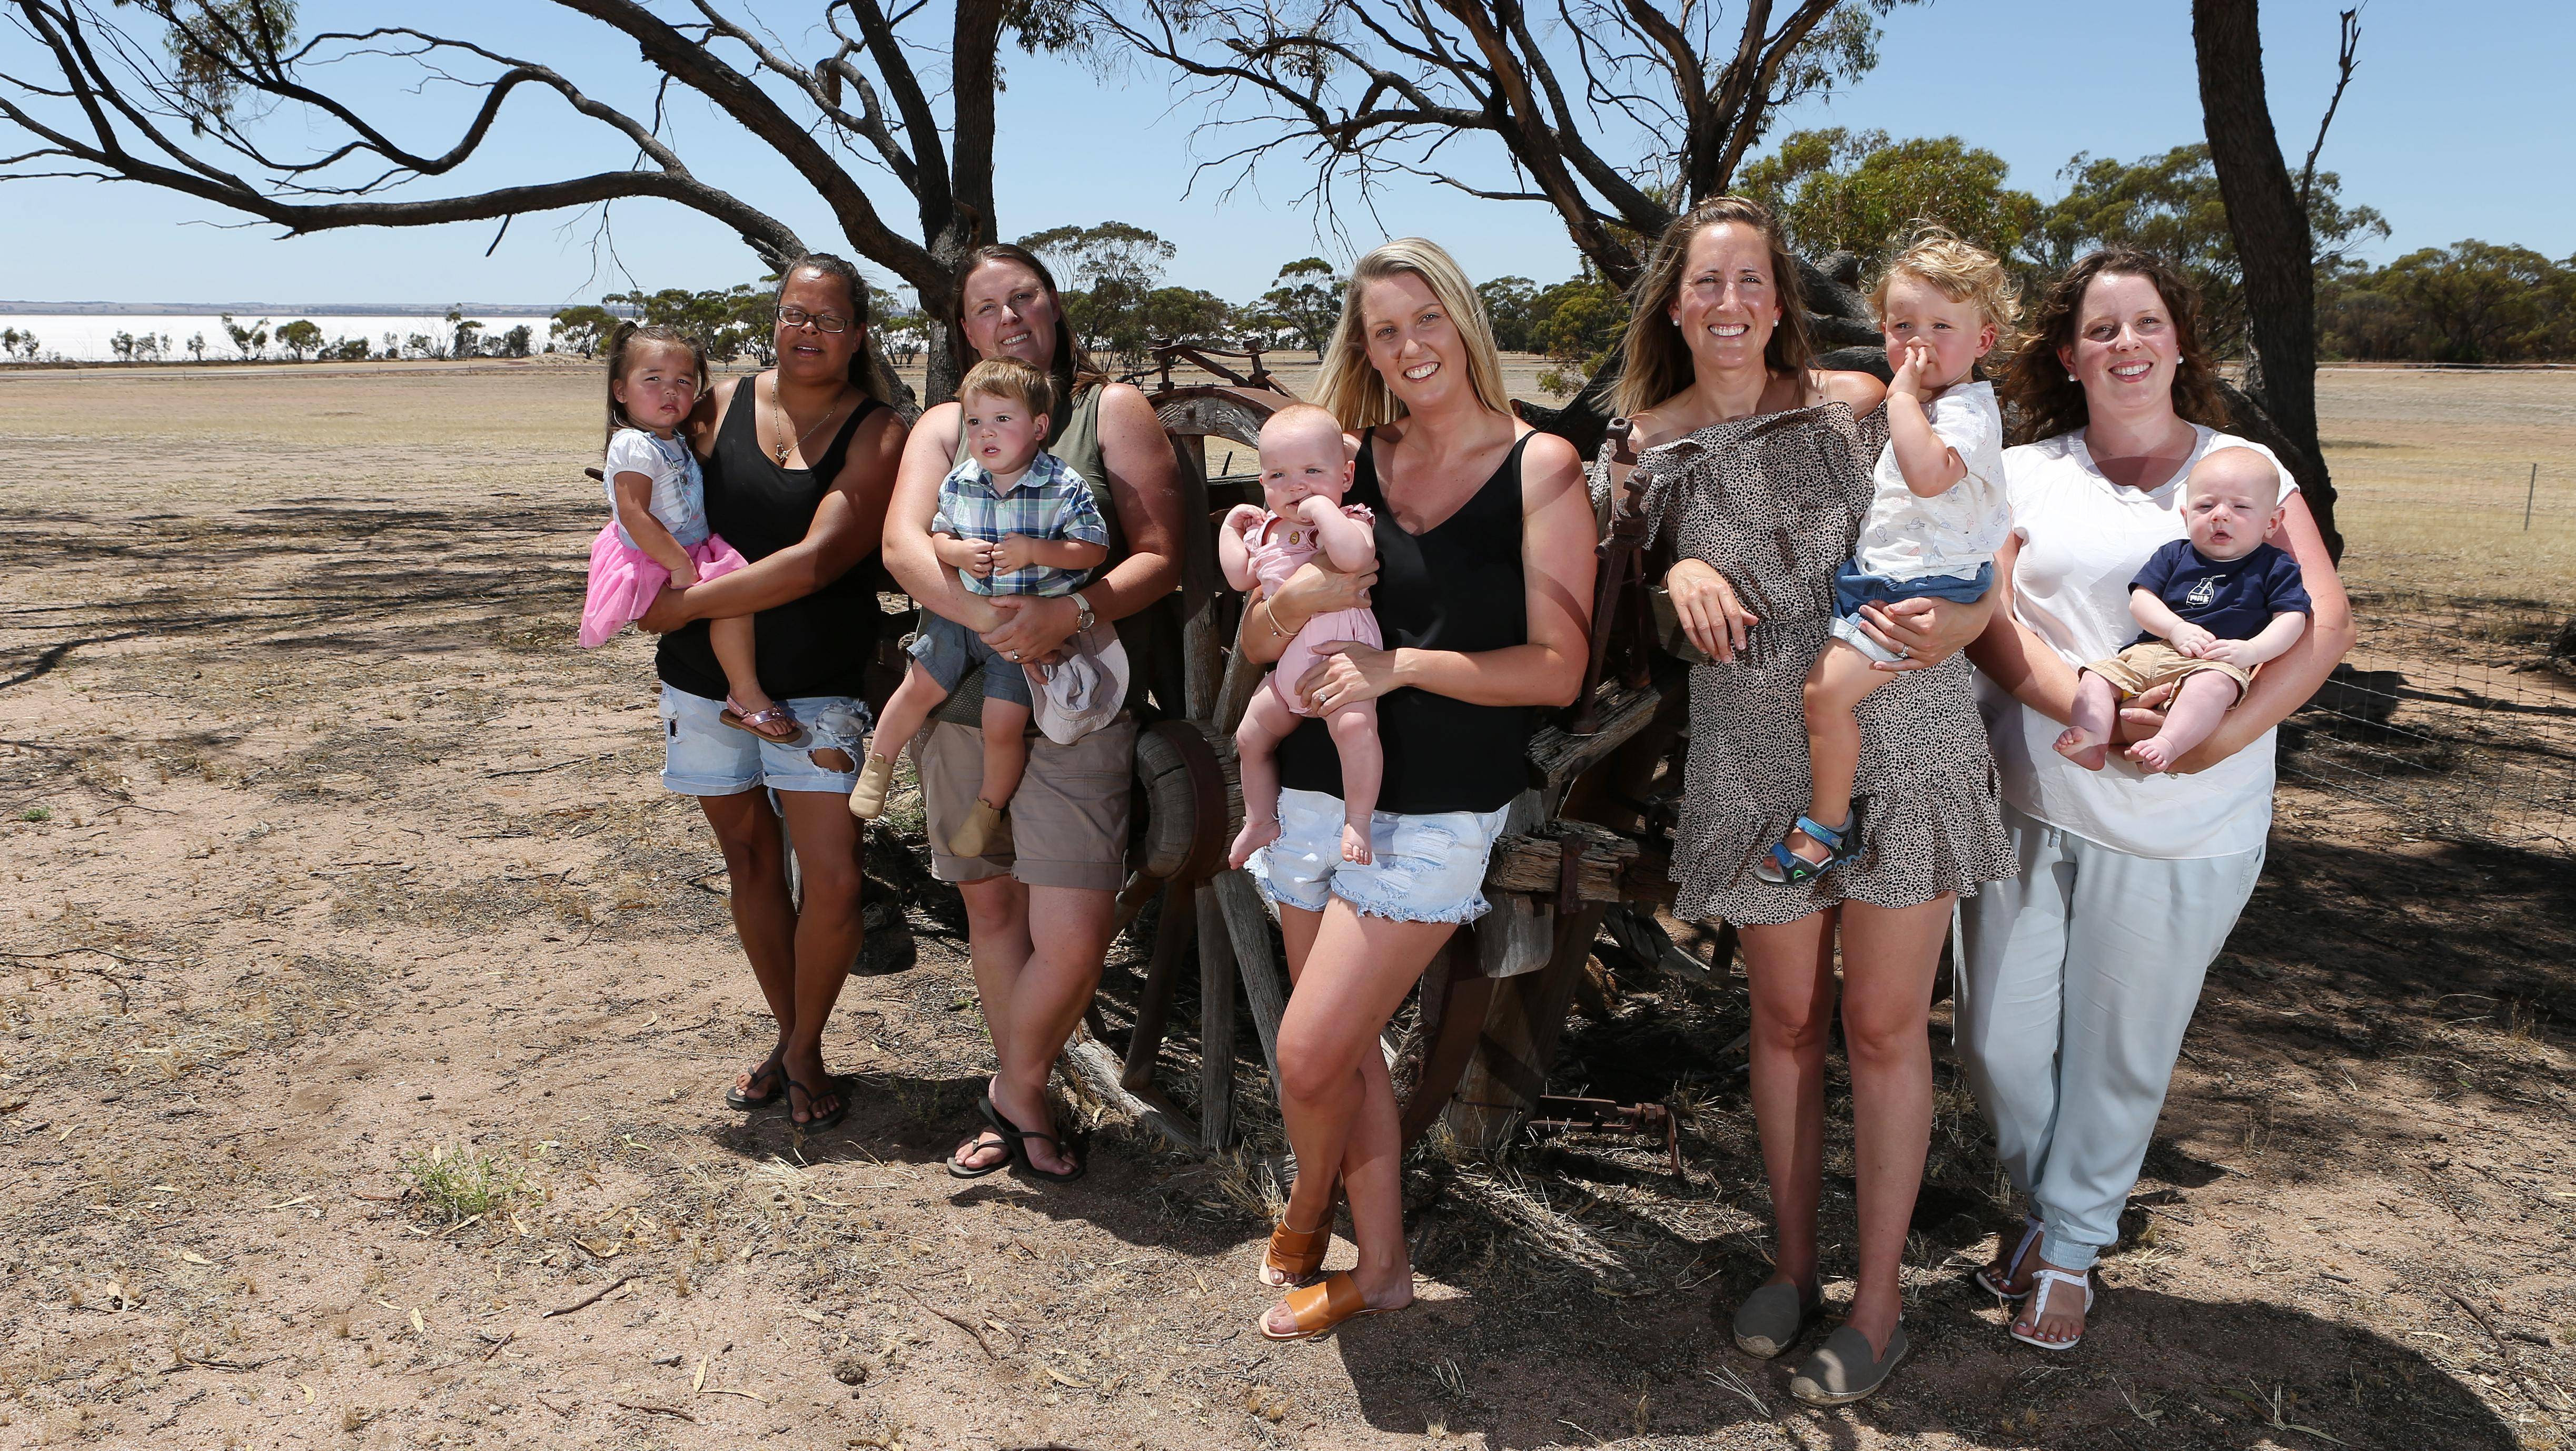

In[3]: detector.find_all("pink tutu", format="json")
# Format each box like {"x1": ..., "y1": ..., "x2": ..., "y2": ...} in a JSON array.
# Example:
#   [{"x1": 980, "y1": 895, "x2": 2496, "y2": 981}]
[{"x1": 578, "y1": 524, "x2": 748, "y2": 648}]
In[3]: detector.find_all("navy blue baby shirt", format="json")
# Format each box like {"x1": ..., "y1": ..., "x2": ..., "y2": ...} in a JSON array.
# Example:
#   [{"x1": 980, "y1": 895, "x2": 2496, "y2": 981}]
[{"x1": 2129, "y1": 539, "x2": 2312, "y2": 646}]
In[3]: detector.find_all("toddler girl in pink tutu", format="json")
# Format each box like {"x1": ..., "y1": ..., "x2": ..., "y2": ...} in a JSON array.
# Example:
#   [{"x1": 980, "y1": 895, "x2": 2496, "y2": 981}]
[
  {"x1": 577, "y1": 324, "x2": 797, "y2": 742},
  {"x1": 1223, "y1": 403, "x2": 1383, "y2": 868}
]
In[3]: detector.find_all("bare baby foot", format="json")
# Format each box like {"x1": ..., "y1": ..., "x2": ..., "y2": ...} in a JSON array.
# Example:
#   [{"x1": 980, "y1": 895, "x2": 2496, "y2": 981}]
[
  {"x1": 2126, "y1": 737, "x2": 2179, "y2": 773},
  {"x1": 2053, "y1": 727, "x2": 2108, "y2": 771},
  {"x1": 1228, "y1": 816, "x2": 1281, "y2": 871},
  {"x1": 1340, "y1": 818, "x2": 1372, "y2": 865}
]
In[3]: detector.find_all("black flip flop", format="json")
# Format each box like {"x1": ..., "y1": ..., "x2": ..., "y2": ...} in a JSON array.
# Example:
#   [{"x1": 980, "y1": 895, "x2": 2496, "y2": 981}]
[
  {"x1": 724, "y1": 1051, "x2": 786, "y2": 1111},
  {"x1": 981, "y1": 1094, "x2": 1084, "y2": 1183},
  {"x1": 946, "y1": 1124, "x2": 1015, "y2": 1179},
  {"x1": 785, "y1": 1076, "x2": 848, "y2": 1133}
]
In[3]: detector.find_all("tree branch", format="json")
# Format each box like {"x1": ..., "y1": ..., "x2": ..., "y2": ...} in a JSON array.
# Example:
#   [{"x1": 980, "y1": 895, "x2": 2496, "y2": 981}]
[{"x1": 2297, "y1": 6, "x2": 2360, "y2": 213}]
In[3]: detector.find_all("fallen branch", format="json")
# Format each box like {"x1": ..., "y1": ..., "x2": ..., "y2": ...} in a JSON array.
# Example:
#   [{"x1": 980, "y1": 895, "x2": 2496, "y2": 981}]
[
  {"x1": 479, "y1": 1330, "x2": 515, "y2": 1362},
  {"x1": 484, "y1": 752, "x2": 614, "y2": 778},
  {"x1": 0, "y1": 947, "x2": 167, "y2": 1013},
  {"x1": 899, "y1": 1287, "x2": 1004, "y2": 1360},
  {"x1": 613, "y1": 1400, "x2": 697, "y2": 1422},
  {"x1": 541, "y1": 1275, "x2": 634, "y2": 1318}
]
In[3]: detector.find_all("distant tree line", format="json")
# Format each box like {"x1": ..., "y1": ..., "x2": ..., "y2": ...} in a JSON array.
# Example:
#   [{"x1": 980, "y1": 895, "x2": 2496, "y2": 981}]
[{"x1": 1740, "y1": 130, "x2": 2573, "y2": 366}]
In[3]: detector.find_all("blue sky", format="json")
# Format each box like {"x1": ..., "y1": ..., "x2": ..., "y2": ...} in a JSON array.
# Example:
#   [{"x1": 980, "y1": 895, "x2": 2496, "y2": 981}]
[{"x1": 2, "y1": 0, "x2": 2566, "y2": 308}]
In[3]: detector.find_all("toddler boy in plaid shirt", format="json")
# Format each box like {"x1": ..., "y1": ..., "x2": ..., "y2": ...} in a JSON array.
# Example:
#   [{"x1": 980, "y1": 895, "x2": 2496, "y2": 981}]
[{"x1": 849, "y1": 358, "x2": 1109, "y2": 855}]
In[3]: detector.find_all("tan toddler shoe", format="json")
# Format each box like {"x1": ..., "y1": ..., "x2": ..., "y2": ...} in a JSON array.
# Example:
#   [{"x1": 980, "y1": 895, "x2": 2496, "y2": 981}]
[
  {"x1": 847, "y1": 752, "x2": 896, "y2": 820},
  {"x1": 945, "y1": 798, "x2": 1007, "y2": 857}
]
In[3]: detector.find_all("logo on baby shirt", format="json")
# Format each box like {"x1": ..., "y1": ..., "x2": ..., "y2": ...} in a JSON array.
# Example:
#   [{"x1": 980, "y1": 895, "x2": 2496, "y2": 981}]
[{"x1": 2185, "y1": 572, "x2": 2224, "y2": 608}]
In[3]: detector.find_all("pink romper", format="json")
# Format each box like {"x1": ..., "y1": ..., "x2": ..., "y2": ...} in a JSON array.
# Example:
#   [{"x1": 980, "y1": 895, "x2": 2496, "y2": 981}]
[{"x1": 1242, "y1": 505, "x2": 1382, "y2": 716}]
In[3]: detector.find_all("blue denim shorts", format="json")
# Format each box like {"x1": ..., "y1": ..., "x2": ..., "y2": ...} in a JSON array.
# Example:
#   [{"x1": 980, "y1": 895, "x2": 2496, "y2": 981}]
[
  {"x1": 907, "y1": 614, "x2": 1033, "y2": 708},
  {"x1": 1829, "y1": 559, "x2": 1993, "y2": 664},
  {"x1": 1246, "y1": 786, "x2": 1511, "y2": 925},
  {"x1": 658, "y1": 685, "x2": 872, "y2": 796}
]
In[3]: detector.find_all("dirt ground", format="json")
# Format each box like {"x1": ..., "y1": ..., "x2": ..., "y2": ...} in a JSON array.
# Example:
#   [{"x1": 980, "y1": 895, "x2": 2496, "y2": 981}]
[{"x1": 2, "y1": 359, "x2": 2572, "y2": 1451}]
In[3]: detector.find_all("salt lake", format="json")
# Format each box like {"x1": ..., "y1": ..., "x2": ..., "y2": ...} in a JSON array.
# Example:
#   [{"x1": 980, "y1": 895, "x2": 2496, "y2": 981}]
[{"x1": 0, "y1": 313, "x2": 560, "y2": 362}]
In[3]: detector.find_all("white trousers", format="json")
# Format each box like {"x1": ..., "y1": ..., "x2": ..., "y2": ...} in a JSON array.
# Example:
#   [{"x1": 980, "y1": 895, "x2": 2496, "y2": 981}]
[{"x1": 1955, "y1": 802, "x2": 2265, "y2": 1271}]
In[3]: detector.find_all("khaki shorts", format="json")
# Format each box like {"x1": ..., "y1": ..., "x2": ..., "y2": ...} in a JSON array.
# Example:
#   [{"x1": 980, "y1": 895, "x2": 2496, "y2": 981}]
[
  {"x1": 913, "y1": 714, "x2": 1135, "y2": 892},
  {"x1": 2086, "y1": 641, "x2": 2253, "y2": 700}
]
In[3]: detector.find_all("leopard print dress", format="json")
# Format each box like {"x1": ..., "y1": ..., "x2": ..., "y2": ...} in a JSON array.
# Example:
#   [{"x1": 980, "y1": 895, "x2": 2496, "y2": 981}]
[{"x1": 1621, "y1": 399, "x2": 2016, "y2": 927}]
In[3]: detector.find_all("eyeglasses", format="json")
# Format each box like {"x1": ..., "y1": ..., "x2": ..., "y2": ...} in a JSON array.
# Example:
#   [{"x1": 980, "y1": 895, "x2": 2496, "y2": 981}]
[{"x1": 776, "y1": 306, "x2": 851, "y2": 334}]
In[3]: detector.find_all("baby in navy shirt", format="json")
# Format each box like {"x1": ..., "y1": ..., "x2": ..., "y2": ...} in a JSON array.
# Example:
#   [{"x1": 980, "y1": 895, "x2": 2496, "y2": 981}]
[{"x1": 2057, "y1": 446, "x2": 2314, "y2": 773}]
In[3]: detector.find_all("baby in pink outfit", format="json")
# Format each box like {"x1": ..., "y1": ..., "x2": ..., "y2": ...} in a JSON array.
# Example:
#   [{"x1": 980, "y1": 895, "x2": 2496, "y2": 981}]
[{"x1": 1223, "y1": 404, "x2": 1384, "y2": 868}]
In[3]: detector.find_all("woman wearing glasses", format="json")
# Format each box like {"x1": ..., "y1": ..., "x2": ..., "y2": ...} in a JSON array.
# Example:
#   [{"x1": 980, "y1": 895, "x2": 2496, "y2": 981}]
[
  {"x1": 638, "y1": 254, "x2": 909, "y2": 1131},
  {"x1": 881, "y1": 244, "x2": 1185, "y2": 1181}
]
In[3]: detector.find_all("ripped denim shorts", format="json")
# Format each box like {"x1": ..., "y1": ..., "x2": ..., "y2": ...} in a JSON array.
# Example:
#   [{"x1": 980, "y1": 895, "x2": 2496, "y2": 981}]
[
  {"x1": 657, "y1": 684, "x2": 872, "y2": 796},
  {"x1": 1247, "y1": 786, "x2": 1511, "y2": 925}
]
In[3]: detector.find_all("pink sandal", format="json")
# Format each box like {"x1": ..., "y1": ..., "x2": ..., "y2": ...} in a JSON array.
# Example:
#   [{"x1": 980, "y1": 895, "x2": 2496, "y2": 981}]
[{"x1": 721, "y1": 698, "x2": 805, "y2": 744}]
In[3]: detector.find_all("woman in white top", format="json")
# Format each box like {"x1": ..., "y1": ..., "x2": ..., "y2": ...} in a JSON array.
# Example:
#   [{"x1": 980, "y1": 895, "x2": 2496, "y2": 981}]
[{"x1": 1961, "y1": 249, "x2": 2353, "y2": 1351}]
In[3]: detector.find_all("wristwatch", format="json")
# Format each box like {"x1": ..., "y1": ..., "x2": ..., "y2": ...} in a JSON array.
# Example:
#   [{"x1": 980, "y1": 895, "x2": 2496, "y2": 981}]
[{"x1": 1072, "y1": 591, "x2": 1097, "y2": 635}]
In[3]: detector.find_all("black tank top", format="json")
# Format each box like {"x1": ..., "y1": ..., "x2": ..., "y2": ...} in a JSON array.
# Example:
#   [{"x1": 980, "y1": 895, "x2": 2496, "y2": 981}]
[
  {"x1": 1276, "y1": 429, "x2": 1533, "y2": 814},
  {"x1": 656, "y1": 387, "x2": 888, "y2": 702}
]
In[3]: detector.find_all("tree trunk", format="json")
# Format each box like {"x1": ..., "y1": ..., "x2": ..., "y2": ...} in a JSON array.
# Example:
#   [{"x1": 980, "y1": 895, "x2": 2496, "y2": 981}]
[{"x1": 2192, "y1": 0, "x2": 2345, "y2": 561}]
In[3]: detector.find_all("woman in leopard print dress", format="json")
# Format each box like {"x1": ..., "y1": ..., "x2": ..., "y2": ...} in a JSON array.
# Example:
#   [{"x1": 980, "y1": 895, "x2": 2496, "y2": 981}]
[{"x1": 1608, "y1": 199, "x2": 2014, "y2": 1405}]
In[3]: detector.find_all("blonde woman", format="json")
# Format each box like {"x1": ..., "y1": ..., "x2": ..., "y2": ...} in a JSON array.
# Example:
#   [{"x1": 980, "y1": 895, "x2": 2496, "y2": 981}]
[
  {"x1": 1239, "y1": 239, "x2": 1594, "y2": 1340},
  {"x1": 1615, "y1": 198, "x2": 2013, "y2": 1404}
]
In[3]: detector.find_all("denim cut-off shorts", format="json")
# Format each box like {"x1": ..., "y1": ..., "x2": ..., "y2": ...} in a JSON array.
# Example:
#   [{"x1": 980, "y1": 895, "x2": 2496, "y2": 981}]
[
  {"x1": 908, "y1": 614, "x2": 1034, "y2": 708},
  {"x1": 1246, "y1": 786, "x2": 1511, "y2": 925},
  {"x1": 658, "y1": 684, "x2": 872, "y2": 796},
  {"x1": 1828, "y1": 559, "x2": 1993, "y2": 664}
]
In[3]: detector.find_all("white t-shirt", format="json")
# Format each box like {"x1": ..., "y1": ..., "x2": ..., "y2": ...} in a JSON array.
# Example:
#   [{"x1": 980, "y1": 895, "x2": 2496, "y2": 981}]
[
  {"x1": 1853, "y1": 380, "x2": 2008, "y2": 583},
  {"x1": 603, "y1": 428, "x2": 710, "y2": 550},
  {"x1": 1978, "y1": 425, "x2": 2301, "y2": 860}
]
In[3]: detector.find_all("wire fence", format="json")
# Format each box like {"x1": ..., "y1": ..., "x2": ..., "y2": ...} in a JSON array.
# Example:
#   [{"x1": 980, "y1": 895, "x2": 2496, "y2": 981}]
[{"x1": 2280, "y1": 590, "x2": 2576, "y2": 856}]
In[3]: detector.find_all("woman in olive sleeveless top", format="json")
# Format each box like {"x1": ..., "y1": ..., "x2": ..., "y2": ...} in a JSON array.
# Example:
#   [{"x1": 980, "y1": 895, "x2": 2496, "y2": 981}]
[
  {"x1": 636, "y1": 255, "x2": 907, "y2": 1133},
  {"x1": 879, "y1": 245, "x2": 1183, "y2": 1181},
  {"x1": 1239, "y1": 240, "x2": 1595, "y2": 1340}
]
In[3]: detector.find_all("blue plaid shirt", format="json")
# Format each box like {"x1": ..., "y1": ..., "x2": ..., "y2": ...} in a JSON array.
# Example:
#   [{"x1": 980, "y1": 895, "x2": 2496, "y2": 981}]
[{"x1": 931, "y1": 450, "x2": 1109, "y2": 597}]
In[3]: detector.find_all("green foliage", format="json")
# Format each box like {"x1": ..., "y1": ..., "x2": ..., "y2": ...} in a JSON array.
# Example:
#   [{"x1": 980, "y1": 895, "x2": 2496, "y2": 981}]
[
  {"x1": 550, "y1": 305, "x2": 619, "y2": 360},
  {"x1": 1740, "y1": 128, "x2": 2038, "y2": 264},
  {"x1": 1471, "y1": 269, "x2": 1624, "y2": 366},
  {"x1": 1531, "y1": 273, "x2": 1625, "y2": 363},
  {"x1": 2320, "y1": 243, "x2": 2576, "y2": 363},
  {"x1": 273, "y1": 319, "x2": 322, "y2": 361},
  {"x1": 598, "y1": 284, "x2": 778, "y2": 362},
  {"x1": 2033, "y1": 144, "x2": 2386, "y2": 354},
  {"x1": 218, "y1": 313, "x2": 268, "y2": 360},
  {"x1": 115, "y1": 0, "x2": 299, "y2": 130},
  {"x1": 400, "y1": 1144, "x2": 524, "y2": 1223},
  {"x1": 1021, "y1": 221, "x2": 1186, "y2": 361},
  {"x1": 19, "y1": 806, "x2": 52, "y2": 823},
  {"x1": 0, "y1": 328, "x2": 39, "y2": 361},
  {"x1": 1135, "y1": 287, "x2": 1235, "y2": 349},
  {"x1": 108, "y1": 330, "x2": 172, "y2": 362},
  {"x1": 1477, "y1": 277, "x2": 1539, "y2": 353},
  {"x1": 1250, "y1": 258, "x2": 1343, "y2": 357}
]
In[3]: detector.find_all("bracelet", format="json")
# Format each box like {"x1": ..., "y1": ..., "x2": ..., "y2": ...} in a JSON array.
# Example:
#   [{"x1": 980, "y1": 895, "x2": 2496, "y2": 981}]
[{"x1": 1259, "y1": 599, "x2": 1293, "y2": 638}]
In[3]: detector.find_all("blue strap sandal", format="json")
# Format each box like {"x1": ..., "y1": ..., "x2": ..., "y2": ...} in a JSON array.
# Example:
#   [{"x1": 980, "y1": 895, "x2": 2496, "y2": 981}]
[{"x1": 1752, "y1": 806, "x2": 1861, "y2": 886}]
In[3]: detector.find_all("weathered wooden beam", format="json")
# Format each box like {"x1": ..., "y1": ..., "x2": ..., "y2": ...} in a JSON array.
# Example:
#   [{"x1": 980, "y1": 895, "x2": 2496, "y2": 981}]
[
  {"x1": 1195, "y1": 880, "x2": 1237, "y2": 1152},
  {"x1": 1442, "y1": 903, "x2": 1611, "y2": 1148},
  {"x1": 1121, "y1": 880, "x2": 1196, "y2": 1091},
  {"x1": 1527, "y1": 678, "x2": 1666, "y2": 814},
  {"x1": 1064, "y1": 1032, "x2": 1200, "y2": 1152},
  {"x1": 1481, "y1": 821, "x2": 1642, "y2": 902},
  {"x1": 1211, "y1": 870, "x2": 1286, "y2": 1087}
]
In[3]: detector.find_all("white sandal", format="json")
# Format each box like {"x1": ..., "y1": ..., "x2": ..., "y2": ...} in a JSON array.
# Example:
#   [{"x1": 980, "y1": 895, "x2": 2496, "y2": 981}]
[
  {"x1": 1974, "y1": 1215, "x2": 2043, "y2": 1300},
  {"x1": 2009, "y1": 1267, "x2": 2094, "y2": 1351}
]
